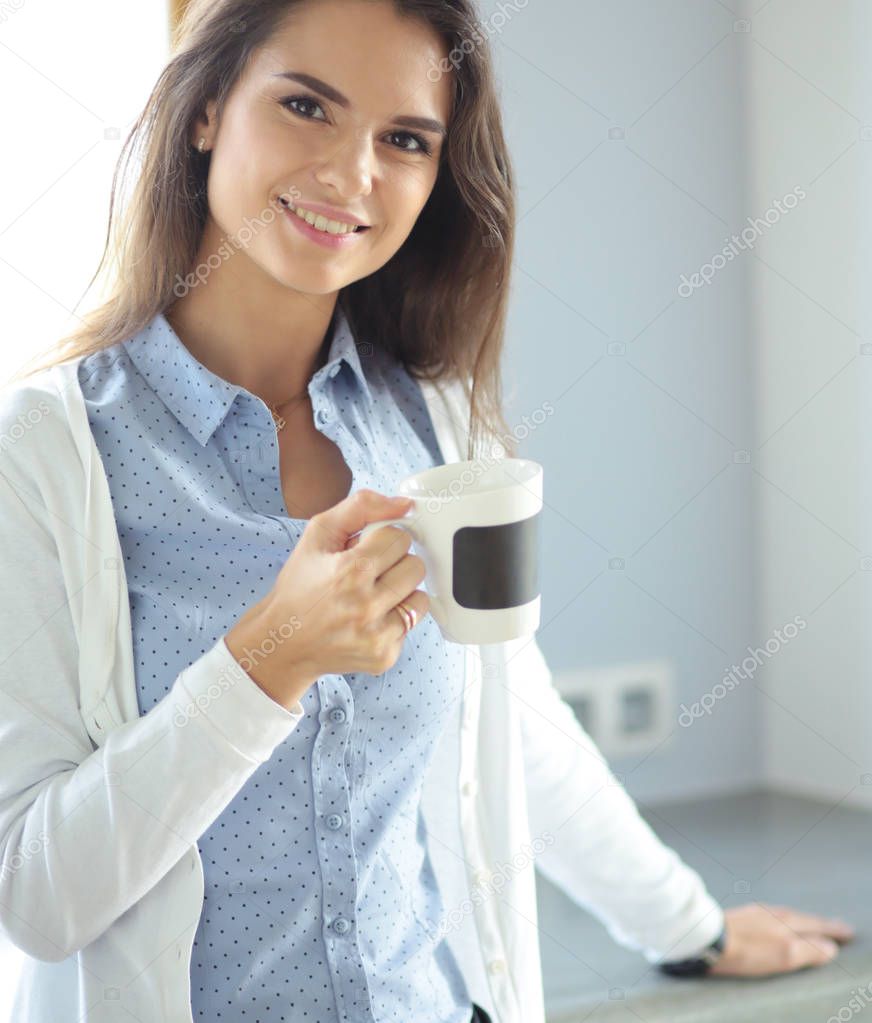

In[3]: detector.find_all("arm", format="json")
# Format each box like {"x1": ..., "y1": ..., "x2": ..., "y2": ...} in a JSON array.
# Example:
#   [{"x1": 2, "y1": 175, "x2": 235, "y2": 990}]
[
  {"x1": 510, "y1": 638, "x2": 856, "y2": 972},
  {"x1": 0, "y1": 467, "x2": 305, "y2": 962},
  {"x1": 505, "y1": 635, "x2": 724, "y2": 963}
]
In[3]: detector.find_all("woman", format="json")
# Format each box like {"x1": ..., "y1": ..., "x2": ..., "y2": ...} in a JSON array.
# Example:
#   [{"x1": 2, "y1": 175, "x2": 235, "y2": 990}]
[{"x1": 0, "y1": 1, "x2": 853, "y2": 1021}]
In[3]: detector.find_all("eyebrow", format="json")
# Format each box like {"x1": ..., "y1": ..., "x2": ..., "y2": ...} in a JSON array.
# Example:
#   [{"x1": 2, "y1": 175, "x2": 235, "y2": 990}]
[{"x1": 271, "y1": 70, "x2": 447, "y2": 137}]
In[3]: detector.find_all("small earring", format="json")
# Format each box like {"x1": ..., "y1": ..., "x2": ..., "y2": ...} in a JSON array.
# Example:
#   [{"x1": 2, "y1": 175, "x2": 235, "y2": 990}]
[{"x1": 197, "y1": 137, "x2": 207, "y2": 153}]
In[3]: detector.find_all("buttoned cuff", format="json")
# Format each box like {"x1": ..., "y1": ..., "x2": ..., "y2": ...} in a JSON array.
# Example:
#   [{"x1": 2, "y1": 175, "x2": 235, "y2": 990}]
[{"x1": 175, "y1": 635, "x2": 306, "y2": 764}]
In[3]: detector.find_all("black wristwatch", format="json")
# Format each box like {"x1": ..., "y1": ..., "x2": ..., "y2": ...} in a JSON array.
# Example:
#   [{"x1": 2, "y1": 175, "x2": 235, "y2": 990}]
[{"x1": 658, "y1": 927, "x2": 727, "y2": 978}]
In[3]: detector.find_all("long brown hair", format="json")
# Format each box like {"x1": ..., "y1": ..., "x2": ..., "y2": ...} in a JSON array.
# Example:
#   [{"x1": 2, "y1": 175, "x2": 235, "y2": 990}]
[{"x1": 11, "y1": 0, "x2": 517, "y2": 459}]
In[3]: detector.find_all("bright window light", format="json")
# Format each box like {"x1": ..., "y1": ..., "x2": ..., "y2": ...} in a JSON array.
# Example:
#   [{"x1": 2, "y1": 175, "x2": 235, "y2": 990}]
[{"x1": 0, "y1": 5, "x2": 171, "y2": 1013}]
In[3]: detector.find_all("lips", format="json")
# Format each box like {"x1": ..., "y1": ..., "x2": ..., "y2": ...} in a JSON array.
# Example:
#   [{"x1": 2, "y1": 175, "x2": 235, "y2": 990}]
[
  {"x1": 277, "y1": 196, "x2": 370, "y2": 234},
  {"x1": 279, "y1": 201, "x2": 368, "y2": 250}
]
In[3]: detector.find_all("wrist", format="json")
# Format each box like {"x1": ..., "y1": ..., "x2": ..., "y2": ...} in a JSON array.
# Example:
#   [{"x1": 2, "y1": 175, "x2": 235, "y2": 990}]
[
  {"x1": 225, "y1": 601, "x2": 317, "y2": 711},
  {"x1": 658, "y1": 927, "x2": 727, "y2": 978}
]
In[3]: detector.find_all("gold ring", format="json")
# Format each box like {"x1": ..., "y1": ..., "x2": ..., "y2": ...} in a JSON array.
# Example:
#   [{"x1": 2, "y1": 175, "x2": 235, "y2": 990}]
[{"x1": 395, "y1": 601, "x2": 415, "y2": 635}]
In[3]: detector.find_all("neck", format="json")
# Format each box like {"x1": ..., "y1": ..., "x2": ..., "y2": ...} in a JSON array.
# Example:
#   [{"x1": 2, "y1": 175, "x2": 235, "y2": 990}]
[{"x1": 165, "y1": 216, "x2": 340, "y2": 408}]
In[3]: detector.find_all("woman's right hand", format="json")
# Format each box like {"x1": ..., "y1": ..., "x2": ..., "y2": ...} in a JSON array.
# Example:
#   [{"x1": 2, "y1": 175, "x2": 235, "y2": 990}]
[{"x1": 224, "y1": 489, "x2": 430, "y2": 710}]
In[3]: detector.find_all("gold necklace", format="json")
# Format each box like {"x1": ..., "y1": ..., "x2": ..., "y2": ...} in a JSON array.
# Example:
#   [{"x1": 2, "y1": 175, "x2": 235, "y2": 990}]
[
  {"x1": 267, "y1": 390, "x2": 309, "y2": 431},
  {"x1": 266, "y1": 333, "x2": 333, "y2": 430}
]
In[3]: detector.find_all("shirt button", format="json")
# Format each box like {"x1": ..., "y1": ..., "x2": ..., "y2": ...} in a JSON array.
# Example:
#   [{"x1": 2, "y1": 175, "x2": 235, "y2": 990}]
[
  {"x1": 325, "y1": 813, "x2": 344, "y2": 830},
  {"x1": 329, "y1": 364, "x2": 341, "y2": 379},
  {"x1": 332, "y1": 916, "x2": 351, "y2": 935},
  {"x1": 328, "y1": 707, "x2": 346, "y2": 724},
  {"x1": 473, "y1": 869, "x2": 490, "y2": 888},
  {"x1": 487, "y1": 958, "x2": 506, "y2": 975},
  {"x1": 316, "y1": 407, "x2": 332, "y2": 426},
  {"x1": 461, "y1": 780, "x2": 478, "y2": 798}
]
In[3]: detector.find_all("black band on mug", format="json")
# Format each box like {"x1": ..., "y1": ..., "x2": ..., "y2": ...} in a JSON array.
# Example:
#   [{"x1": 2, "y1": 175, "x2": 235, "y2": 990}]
[{"x1": 451, "y1": 512, "x2": 541, "y2": 610}]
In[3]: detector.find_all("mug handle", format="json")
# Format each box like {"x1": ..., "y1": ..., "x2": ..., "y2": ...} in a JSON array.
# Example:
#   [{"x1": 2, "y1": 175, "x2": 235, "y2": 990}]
[{"x1": 355, "y1": 507, "x2": 420, "y2": 544}]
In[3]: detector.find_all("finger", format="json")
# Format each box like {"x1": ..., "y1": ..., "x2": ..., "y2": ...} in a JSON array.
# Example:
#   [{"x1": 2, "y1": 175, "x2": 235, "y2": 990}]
[
  {"x1": 798, "y1": 920, "x2": 855, "y2": 943},
  {"x1": 352, "y1": 524, "x2": 414, "y2": 577},
  {"x1": 384, "y1": 589, "x2": 430, "y2": 639},
  {"x1": 767, "y1": 908, "x2": 856, "y2": 942},
  {"x1": 316, "y1": 490, "x2": 413, "y2": 551},
  {"x1": 782, "y1": 935, "x2": 839, "y2": 972},
  {"x1": 373, "y1": 555, "x2": 426, "y2": 615}
]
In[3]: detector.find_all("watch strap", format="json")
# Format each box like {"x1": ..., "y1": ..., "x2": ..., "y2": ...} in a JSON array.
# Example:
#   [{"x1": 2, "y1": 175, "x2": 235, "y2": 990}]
[{"x1": 658, "y1": 926, "x2": 727, "y2": 978}]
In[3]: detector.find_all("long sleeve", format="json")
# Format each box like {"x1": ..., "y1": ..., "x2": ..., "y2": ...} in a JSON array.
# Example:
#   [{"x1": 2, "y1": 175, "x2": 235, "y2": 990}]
[
  {"x1": 0, "y1": 467, "x2": 306, "y2": 963},
  {"x1": 508, "y1": 635, "x2": 724, "y2": 963}
]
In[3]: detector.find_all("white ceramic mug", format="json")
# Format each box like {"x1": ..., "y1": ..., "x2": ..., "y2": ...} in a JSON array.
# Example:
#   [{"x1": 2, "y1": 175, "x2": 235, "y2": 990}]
[{"x1": 357, "y1": 458, "x2": 543, "y2": 644}]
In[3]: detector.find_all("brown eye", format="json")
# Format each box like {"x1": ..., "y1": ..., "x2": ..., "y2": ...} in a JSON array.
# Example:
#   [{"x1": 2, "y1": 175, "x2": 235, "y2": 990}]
[
  {"x1": 280, "y1": 95, "x2": 327, "y2": 121},
  {"x1": 386, "y1": 131, "x2": 432, "y2": 156}
]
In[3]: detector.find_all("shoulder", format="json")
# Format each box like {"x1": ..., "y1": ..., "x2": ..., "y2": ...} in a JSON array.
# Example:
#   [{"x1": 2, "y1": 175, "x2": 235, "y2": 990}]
[
  {"x1": 0, "y1": 363, "x2": 66, "y2": 441},
  {"x1": 75, "y1": 341, "x2": 127, "y2": 393},
  {"x1": 419, "y1": 373, "x2": 471, "y2": 418},
  {"x1": 365, "y1": 347, "x2": 472, "y2": 463},
  {"x1": 0, "y1": 340, "x2": 127, "y2": 444},
  {"x1": 0, "y1": 359, "x2": 81, "y2": 495},
  {"x1": 416, "y1": 372, "x2": 473, "y2": 463}
]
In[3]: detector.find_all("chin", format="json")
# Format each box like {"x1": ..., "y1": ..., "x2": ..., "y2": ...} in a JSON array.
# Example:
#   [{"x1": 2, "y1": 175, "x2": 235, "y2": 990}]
[{"x1": 276, "y1": 271, "x2": 350, "y2": 296}]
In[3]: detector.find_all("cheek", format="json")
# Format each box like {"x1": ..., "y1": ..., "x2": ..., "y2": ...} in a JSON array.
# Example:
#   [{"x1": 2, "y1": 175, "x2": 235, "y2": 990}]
[
  {"x1": 210, "y1": 120, "x2": 307, "y2": 217},
  {"x1": 378, "y1": 164, "x2": 439, "y2": 229}
]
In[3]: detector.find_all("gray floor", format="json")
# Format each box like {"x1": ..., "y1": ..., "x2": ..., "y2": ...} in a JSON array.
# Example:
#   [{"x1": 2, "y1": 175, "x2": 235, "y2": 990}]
[{"x1": 536, "y1": 789, "x2": 872, "y2": 1022}]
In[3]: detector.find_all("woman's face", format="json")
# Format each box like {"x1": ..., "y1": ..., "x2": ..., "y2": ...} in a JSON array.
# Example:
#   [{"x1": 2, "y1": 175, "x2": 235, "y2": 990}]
[{"x1": 196, "y1": 0, "x2": 453, "y2": 297}]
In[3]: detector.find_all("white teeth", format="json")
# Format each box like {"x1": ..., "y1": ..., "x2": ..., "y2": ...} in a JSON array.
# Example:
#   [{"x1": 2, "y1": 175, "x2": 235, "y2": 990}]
[{"x1": 287, "y1": 202, "x2": 358, "y2": 235}]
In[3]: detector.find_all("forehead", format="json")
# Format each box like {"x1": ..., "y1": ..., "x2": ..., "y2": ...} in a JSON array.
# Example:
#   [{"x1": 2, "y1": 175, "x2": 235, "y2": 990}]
[{"x1": 249, "y1": 1, "x2": 452, "y2": 125}]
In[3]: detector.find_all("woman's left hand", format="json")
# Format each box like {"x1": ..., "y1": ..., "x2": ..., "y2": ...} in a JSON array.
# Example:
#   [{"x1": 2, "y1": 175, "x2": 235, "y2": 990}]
[{"x1": 708, "y1": 903, "x2": 855, "y2": 977}]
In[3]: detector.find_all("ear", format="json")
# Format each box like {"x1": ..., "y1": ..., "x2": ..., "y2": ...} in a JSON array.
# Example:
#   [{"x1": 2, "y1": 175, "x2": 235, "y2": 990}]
[{"x1": 191, "y1": 99, "x2": 219, "y2": 147}]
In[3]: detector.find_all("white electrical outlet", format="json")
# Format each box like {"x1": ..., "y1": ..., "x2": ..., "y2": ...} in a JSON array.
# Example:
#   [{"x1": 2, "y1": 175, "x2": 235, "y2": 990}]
[{"x1": 554, "y1": 660, "x2": 674, "y2": 757}]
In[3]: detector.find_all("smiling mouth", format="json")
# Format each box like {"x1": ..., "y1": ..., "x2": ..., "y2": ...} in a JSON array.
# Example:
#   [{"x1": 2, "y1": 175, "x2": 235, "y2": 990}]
[{"x1": 277, "y1": 196, "x2": 371, "y2": 236}]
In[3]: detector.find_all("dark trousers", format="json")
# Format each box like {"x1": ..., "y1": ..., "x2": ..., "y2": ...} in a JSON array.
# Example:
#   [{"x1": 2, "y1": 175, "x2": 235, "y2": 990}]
[{"x1": 470, "y1": 1004, "x2": 494, "y2": 1023}]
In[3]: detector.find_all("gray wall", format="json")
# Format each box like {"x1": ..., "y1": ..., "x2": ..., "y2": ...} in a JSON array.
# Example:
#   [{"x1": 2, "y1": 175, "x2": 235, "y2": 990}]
[
  {"x1": 748, "y1": 1, "x2": 869, "y2": 805},
  {"x1": 481, "y1": 0, "x2": 762, "y2": 801}
]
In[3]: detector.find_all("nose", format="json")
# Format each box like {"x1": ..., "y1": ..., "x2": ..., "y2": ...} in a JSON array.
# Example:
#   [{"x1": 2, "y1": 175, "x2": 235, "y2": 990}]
[{"x1": 314, "y1": 124, "x2": 374, "y2": 201}]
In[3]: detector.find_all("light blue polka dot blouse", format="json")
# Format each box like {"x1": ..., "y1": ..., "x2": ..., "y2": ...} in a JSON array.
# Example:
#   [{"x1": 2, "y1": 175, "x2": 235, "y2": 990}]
[{"x1": 76, "y1": 306, "x2": 474, "y2": 1023}]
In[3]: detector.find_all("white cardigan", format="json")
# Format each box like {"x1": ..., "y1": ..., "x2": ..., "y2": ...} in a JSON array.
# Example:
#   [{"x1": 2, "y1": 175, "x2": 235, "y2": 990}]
[{"x1": 0, "y1": 355, "x2": 723, "y2": 1023}]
